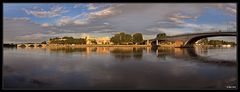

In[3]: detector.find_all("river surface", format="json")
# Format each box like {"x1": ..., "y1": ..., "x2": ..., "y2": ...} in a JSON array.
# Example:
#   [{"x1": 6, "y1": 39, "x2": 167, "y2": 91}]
[{"x1": 3, "y1": 46, "x2": 237, "y2": 90}]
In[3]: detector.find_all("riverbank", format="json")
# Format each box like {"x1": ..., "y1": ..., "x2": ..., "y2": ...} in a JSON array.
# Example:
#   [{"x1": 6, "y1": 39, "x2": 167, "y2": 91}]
[
  {"x1": 45, "y1": 44, "x2": 152, "y2": 48},
  {"x1": 46, "y1": 44, "x2": 150, "y2": 47}
]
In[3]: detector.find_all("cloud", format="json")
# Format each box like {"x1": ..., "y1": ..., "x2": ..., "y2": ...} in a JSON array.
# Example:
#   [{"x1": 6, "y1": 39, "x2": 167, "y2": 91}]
[
  {"x1": 55, "y1": 5, "x2": 118, "y2": 26},
  {"x1": 23, "y1": 5, "x2": 68, "y2": 18},
  {"x1": 165, "y1": 12, "x2": 236, "y2": 33},
  {"x1": 56, "y1": 16, "x2": 89, "y2": 26},
  {"x1": 145, "y1": 27, "x2": 194, "y2": 36},
  {"x1": 11, "y1": 17, "x2": 30, "y2": 21},
  {"x1": 168, "y1": 13, "x2": 198, "y2": 24},
  {"x1": 88, "y1": 7, "x2": 115, "y2": 18},
  {"x1": 87, "y1": 4, "x2": 97, "y2": 10},
  {"x1": 214, "y1": 3, "x2": 236, "y2": 14},
  {"x1": 73, "y1": 4, "x2": 84, "y2": 8},
  {"x1": 56, "y1": 16, "x2": 72, "y2": 26},
  {"x1": 16, "y1": 33, "x2": 46, "y2": 40},
  {"x1": 225, "y1": 7, "x2": 236, "y2": 14},
  {"x1": 4, "y1": 18, "x2": 57, "y2": 43},
  {"x1": 73, "y1": 20, "x2": 89, "y2": 25},
  {"x1": 41, "y1": 23, "x2": 50, "y2": 27}
]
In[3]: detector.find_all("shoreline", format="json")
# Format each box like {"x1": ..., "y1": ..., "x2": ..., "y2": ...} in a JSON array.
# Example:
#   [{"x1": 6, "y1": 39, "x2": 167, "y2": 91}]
[
  {"x1": 46, "y1": 44, "x2": 152, "y2": 48},
  {"x1": 12, "y1": 44, "x2": 236, "y2": 48}
]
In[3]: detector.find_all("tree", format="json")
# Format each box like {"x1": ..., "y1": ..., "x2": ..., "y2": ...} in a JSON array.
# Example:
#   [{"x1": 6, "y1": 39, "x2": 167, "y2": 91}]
[
  {"x1": 110, "y1": 34, "x2": 121, "y2": 44},
  {"x1": 156, "y1": 32, "x2": 166, "y2": 39},
  {"x1": 119, "y1": 32, "x2": 125, "y2": 42},
  {"x1": 124, "y1": 34, "x2": 132, "y2": 44},
  {"x1": 62, "y1": 36, "x2": 74, "y2": 40},
  {"x1": 197, "y1": 38, "x2": 208, "y2": 45},
  {"x1": 133, "y1": 33, "x2": 143, "y2": 44},
  {"x1": 110, "y1": 32, "x2": 132, "y2": 45},
  {"x1": 41, "y1": 41, "x2": 47, "y2": 44},
  {"x1": 91, "y1": 40, "x2": 97, "y2": 44}
]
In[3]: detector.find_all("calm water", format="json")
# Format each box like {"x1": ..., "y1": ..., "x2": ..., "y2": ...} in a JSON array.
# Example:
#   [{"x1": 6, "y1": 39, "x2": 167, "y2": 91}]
[{"x1": 3, "y1": 46, "x2": 237, "y2": 90}]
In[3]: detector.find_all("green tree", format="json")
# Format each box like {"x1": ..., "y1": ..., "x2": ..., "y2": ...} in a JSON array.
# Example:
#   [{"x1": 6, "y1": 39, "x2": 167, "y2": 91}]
[
  {"x1": 119, "y1": 32, "x2": 125, "y2": 42},
  {"x1": 197, "y1": 38, "x2": 208, "y2": 45},
  {"x1": 156, "y1": 32, "x2": 166, "y2": 39},
  {"x1": 124, "y1": 34, "x2": 132, "y2": 44},
  {"x1": 133, "y1": 33, "x2": 143, "y2": 44},
  {"x1": 110, "y1": 34, "x2": 121, "y2": 44},
  {"x1": 63, "y1": 36, "x2": 74, "y2": 40},
  {"x1": 110, "y1": 32, "x2": 132, "y2": 45}
]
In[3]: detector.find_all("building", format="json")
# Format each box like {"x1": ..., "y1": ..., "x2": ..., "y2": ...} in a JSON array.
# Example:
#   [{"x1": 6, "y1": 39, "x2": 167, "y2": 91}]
[
  {"x1": 85, "y1": 35, "x2": 96, "y2": 45},
  {"x1": 174, "y1": 40, "x2": 184, "y2": 47},
  {"x1": 96, "y1": 37, "x2": 110, "y2": 45}
]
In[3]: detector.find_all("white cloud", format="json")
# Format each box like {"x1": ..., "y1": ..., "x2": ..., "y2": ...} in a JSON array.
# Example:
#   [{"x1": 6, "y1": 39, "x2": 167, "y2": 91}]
[
  {"x1": 166, "y1": 12, "x2": 236, "y2": 33},
  {"x1": 87, "y1": 4, "x2": 97, "y2": 10},
  {"x1": 41, "y1": 23, "x2": 49, "y2": 27},
  {"x1": 225, "y1": 7, "x2": 236, "y2": 14},
  {"x1": 103, "y1": 22, "x2": 110, "y2": 25},
  {"x1": 56, "y1": 5, "x2": 117, "y2": 26},
  {"x1": 73, "y1": 4, "x2": 83, "y2": 8},
  {"x1": 168, "y1": 13, "x2": 198, "y2": 24},
  {"x1": 56, "y1": 16, "x2": 72, "y2": 26},
  {"x1": 56, "y1": 16, "x2": 89, "y2": 26},
  {"x1": 214, "y1": 3, "x2": 236, "y2": 14},
  {"x1": 88, "y1": 7, "x2": 115, "y2": 18},
  {"x1": 145, "y1": 27, "x2": 195, "y2": 36},
  {"x1": 16, "y1": 33, "x2": 46, "y2": 40},
  {"x1": 23, "y1": 5, "x2": 68, "y2": 18},
  {"x1": 12, "y1": 17, "x2": 30, "y2": 21},
  {"x1": 73, "y1": 20, "x2": 89, "y2": 25}
]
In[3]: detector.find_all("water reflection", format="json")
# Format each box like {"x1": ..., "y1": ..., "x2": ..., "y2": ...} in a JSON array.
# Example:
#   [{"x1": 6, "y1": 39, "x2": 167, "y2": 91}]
[
  {"x1": 44, "y1": 47, "x2": 237, "y2": 66},
  {"x1": 154, "y1": 47, "x2": 236, "y2": 66},
  {"x1": 110, "y1": 47, "x2": 144, "y2": 60},
  {"x1": 3, "y1": 46, "x2": 237, "y2": 90}
]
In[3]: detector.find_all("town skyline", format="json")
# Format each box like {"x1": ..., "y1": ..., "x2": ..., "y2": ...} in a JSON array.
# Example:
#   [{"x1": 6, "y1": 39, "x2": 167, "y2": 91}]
[{"x1": 4, "y1": 3, "x2": 236, "y2": 43}]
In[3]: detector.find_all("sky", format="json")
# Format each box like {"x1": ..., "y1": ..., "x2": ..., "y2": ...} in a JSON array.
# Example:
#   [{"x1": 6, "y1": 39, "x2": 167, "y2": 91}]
[{"x1": 3, "y1": 3, "x2": 237, "y2": 43}]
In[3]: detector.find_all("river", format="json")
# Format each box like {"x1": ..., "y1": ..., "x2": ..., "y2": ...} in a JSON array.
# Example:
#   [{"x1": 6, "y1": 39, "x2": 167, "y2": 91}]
[{"x1": 3, "y1": 46, "x2": 237, "y2": 90}]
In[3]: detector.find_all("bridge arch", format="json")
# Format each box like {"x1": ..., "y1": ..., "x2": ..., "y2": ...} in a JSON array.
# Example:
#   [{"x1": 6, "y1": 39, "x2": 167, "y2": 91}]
[{"x1": 183, "y1": 34, "x2": 236, "y2": 47}]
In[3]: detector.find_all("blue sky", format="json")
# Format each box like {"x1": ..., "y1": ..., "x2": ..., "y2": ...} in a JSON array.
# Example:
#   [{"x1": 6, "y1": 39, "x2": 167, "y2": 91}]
[{"x1": 3, "y1": 3, "x2": 236, "y2": 43}]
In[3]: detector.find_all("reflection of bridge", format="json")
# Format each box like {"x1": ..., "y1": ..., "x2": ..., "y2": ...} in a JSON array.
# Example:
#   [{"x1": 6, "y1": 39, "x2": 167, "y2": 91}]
[
  {"x1": 152, "y1": 47, "x2": 236, "y2": 66},
  {"x1": 151, "y1": 31, "x2": 237, "y2": 48}
]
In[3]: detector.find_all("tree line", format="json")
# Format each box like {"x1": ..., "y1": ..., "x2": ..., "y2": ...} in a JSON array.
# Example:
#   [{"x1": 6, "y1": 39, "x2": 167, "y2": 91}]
[
  {"x1": 49, "y1": 37, "x2": 86, "y2": 44},
  {"x1": 46, "y1": 32, "x2": 167, "y2": 45},
  {"x1": 110, "y1": 32, "x2": 144, "y2": 45},
  {"x1": 207, "y1": 40, "x2": 236, "y2": 46}
]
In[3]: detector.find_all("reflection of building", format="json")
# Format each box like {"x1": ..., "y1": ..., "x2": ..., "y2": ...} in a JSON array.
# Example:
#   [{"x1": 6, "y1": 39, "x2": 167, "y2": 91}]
[
  {"x1": 174, "y1": 48, "x2": 185, "y2": 57},
  {"x1": 96, "y1": 37, "x2": 110, "y2": 45},
  {"x1": 146, "y1": 47, "x2": 151, "y2": 53},
  {"x1": 96, "y1": 47, "x2": 110, "y2": 54}
]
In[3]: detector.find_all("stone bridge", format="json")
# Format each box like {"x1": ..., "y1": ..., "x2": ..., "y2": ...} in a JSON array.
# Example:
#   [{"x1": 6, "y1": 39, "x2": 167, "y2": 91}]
[
  {"x1": 17, "y1": 43, "x2": 47, "y2": 48},
  {"x1": 151, "y1": 31, "x2": 237, "y2": 48}
]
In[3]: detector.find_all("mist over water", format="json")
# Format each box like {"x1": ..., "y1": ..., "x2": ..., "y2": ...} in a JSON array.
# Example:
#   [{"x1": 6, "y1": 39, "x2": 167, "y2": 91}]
[{"x1": 3, "y1": 46, "x2": 237, "y2": 90}]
